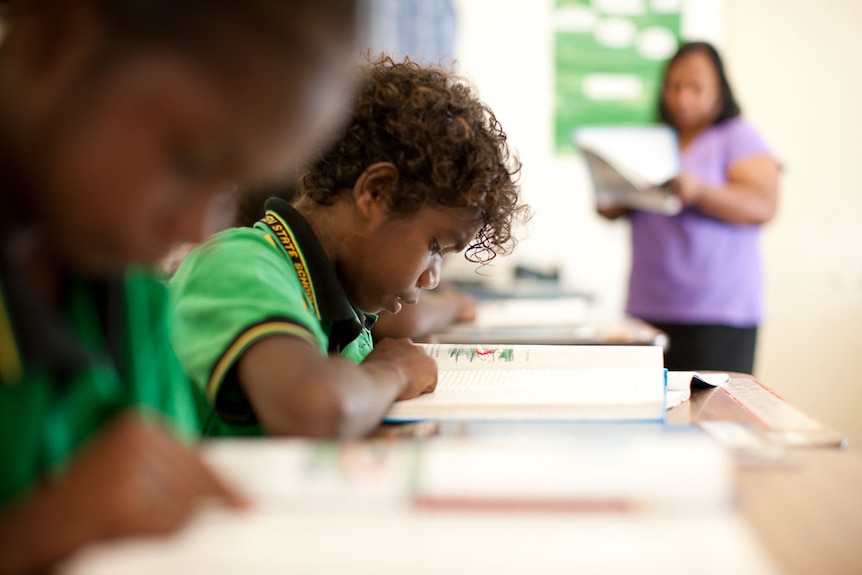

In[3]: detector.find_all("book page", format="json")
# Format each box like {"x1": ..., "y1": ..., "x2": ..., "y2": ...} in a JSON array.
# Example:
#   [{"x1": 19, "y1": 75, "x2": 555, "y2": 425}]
[
  {"x1": 582, "y1": 149, "x2": 682, "y2": 215},
  {"x1": 419, "y1": 343, "x2": 663, "y2": 371},
  {"x1": 386, "y1": 345, "x2": 666, "y2": 421},
  {"x1": 575, "y1": 125, "x2": 683, "y2": 215},
  {"x1": 410, "y1": 366, "x2": 665, "y2": 406},
  {"x1": 386, "y1": 365, "x2": 666, "y2": 421},
  {"x1": 574, "y1": 125, "x2": 680, "y2": 185}
]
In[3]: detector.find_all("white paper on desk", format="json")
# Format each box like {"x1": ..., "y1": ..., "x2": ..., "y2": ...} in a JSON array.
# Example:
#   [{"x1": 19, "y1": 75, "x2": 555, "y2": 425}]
[
  {"x1": 665, "y1": 389, "x2": 690, "y2": 410},
  {"x1": 667, "y1": 371, "x2": 729, "y2": 391},
  {"x1": 665, "y1": 372, "x2": 729, "y2": 410}
]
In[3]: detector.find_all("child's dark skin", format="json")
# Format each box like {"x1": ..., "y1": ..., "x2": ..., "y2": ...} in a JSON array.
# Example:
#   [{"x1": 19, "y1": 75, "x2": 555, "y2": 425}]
[
  {"x1": 237, "y1": 163, "x2": 483, "y2": 437},
  {"x1": 0, "y1": 1, "x2": 356, "y2": 572}
]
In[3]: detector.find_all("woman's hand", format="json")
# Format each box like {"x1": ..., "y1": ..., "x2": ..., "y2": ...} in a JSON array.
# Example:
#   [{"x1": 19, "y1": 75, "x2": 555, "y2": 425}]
[{"x1": 667, "y1": 172, "x2": 707, "y2": 205}]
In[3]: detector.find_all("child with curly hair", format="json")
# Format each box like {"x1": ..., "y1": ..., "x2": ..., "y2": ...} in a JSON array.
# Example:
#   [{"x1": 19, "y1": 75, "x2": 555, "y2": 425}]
[{"x1": 169, "y1": 56, "x2": 526, "y2": 438}]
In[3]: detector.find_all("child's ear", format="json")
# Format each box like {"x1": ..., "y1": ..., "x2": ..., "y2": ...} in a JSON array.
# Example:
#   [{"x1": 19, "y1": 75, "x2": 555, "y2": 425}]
[{"x1": 352, "y1": 162, "x2": 399, "y2": 221}]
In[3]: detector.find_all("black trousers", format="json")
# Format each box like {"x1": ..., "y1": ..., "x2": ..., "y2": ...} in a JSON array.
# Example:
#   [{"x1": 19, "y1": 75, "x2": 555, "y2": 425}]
[{"x1": 645, "y1": 321, "x2": 758, "y2": 374}]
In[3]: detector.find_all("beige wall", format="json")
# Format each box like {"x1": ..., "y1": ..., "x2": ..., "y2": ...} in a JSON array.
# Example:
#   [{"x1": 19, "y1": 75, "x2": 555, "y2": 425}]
[
  {"x1": 723, "y1": 0, "x2": 862, "y2": 448},
  {"x1": 453, "y1": 0, "x2": 862, "y2": 447}
]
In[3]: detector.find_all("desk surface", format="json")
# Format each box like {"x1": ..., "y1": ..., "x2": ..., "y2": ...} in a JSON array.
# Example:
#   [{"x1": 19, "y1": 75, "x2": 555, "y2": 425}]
[
  {"x1": 376, "y1": 374, "x2": 861, "y2": 575},
  {"x1": 684, "y1": 377, "x2": 862, "y2": 575},
  {"x1": 63, "y1": 375, "x2": 861, "y2": 575},
  {"x1": 738, "y1": 448, "x2": 862, "y2": 575},
  {"x1": 429, "y1": 285, "x2": 668, "y2": 348}
]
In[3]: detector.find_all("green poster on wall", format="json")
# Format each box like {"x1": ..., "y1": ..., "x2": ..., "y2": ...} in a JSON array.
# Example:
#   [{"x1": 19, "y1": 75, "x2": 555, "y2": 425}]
[{"x1": 554, "y1": 0, "x2": 681, "y2": 153}]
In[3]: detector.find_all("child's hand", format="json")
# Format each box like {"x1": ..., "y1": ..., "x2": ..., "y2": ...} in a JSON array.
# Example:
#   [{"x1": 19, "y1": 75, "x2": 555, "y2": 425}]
[
  {"x1": 59, "y1": 412, "x2": 247, "y2": 539},
  {"x1": 0, "y1": 413, "x2": 247, "y2": 575},
  {"x1": 364, "y1": 337, "x2": 438, "y2": 400},
  {"x1": 437, "y1": 284, "x2": 476, "y2": 323},
  {"x1": 455, "y1": 294, "x2": 476, "y2": 323}
]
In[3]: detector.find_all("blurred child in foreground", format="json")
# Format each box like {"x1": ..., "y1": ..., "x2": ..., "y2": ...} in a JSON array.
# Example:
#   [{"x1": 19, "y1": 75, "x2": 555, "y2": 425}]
[{"x1": 0, "y1": 1, "x2": 358, "y2": 572}]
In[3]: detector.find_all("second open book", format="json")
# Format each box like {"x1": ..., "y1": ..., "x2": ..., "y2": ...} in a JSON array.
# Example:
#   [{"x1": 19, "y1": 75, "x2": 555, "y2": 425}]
[
  {"x1": 574, "y1": 125, "x2": 683, "y2": 216},
  {"x1": 384, "y1": 344, "x2": 668, "y2": 423}
]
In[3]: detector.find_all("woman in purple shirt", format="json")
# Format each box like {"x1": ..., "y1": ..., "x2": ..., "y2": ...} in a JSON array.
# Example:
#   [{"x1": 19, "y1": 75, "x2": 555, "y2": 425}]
[{"x1": 599, "y1": 42, "x2": 781, "y2": 373}]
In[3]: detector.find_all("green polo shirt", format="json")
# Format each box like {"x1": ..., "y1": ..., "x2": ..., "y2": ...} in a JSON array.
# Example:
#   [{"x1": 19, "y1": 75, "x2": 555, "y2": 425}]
[
  {"x1": 0, "y1": 268, "x2": 199, "y2": 511},
  {"x1": 169, "y1": 198, "x2": 376, "y2": 437}
]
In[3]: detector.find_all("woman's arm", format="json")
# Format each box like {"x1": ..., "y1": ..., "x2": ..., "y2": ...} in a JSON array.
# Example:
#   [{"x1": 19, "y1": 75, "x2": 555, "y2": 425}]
[{"x1": 670, "y1": 155, "x2": 780, "y2": 225}]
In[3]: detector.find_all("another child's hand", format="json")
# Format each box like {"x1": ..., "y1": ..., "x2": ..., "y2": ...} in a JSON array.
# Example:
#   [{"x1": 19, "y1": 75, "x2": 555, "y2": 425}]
[
  {"x1": 453, "y1": 291, "x2": 477, "y2": 323},
  {"x1": 59, "y1": 412, "x2": 247, "y2": 540},
  {"x1": 435, "y1": 283, "x2": 477, "y2": 323},
  {"x1": 0, "y1": 413, "x2": 247, "y2": 575},
  {"x1": 364, "y1": 337, "x2": 438, "y2": 400}
]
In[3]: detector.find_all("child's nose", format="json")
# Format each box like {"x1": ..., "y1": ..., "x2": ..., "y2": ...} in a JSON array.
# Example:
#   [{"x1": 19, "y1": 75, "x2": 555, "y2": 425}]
[{"x1": 417, "y1": 259, "x2": 441, "y2": 290}]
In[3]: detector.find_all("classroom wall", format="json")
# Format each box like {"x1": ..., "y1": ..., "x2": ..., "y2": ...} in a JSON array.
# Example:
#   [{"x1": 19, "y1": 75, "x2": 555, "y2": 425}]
[
  {"x1": 723, "y1": 0, "x2": 862, "y2": 449},
  {"x1": 451, "y1": 0, "x2": 862, "y2": 448}
]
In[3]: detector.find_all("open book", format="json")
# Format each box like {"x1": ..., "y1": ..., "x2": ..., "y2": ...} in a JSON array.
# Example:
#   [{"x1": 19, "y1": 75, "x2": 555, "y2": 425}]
[
  {"x1": 384, "y1": 344, "x2": 667, "y2": 423},
  {"x1": 66, "y1": 435, "x2": 781, "y2": 575},
  {"x1": 574, "y1": 125, "x2": 682, "y2": 215},
  {"x1": 200, "y1": 431, "x2": 733, "y2": 513}
]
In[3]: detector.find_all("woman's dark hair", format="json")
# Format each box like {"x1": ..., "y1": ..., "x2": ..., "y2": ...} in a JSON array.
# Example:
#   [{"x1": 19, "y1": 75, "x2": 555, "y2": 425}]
[
  {"x1": 299, "y1": 55, "x2": 526, "y2": 264},
  {"x1": 658, "y1": 41, "x2": 741, "y2": 125}
]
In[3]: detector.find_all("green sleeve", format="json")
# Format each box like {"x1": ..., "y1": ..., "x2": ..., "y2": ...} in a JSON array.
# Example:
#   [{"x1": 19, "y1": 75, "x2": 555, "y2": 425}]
[
  {"x1": 125, "y1": 271, "x2": 201, "y2": 440},
  {"x1": 169, "y1": 228, "x2": 326, "y2": 409}
]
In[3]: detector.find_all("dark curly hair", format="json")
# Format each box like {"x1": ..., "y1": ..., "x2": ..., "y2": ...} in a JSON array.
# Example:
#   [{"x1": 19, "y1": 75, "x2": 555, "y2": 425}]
[{"x1": 298, "y1": 56, "x2": 526, "y2": 263}]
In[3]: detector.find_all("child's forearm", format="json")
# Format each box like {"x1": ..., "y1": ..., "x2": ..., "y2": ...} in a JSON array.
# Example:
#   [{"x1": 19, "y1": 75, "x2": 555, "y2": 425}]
[
  {"x1": 0, "y1": 485, "x2": 103, "y2": 575},
  {"x1": 241, "y1": 354, "x2": 406, "y2": 438},
  {"x1": 238, "y1": 336, "x2": 436, "y2": 438},
  {"x1": 338, "y1": 361, "x2": 411, "y2": 436}
]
